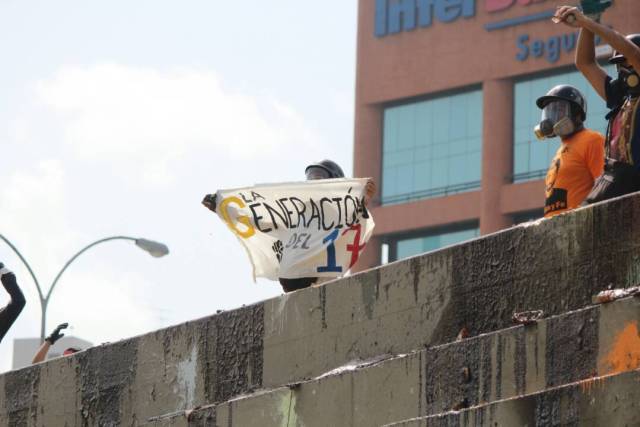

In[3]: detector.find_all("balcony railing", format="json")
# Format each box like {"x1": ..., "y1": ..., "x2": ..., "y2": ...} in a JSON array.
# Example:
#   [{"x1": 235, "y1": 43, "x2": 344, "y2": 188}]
[
  {"x1": 380, "y1": 170, "x2": 547, "y2": 206},
  {"x1": 511, "y1": 169, "x2": 547, "y2": 183},
  {"x1": 381, "y1": 180, "x2": 481, "y2": 205}
]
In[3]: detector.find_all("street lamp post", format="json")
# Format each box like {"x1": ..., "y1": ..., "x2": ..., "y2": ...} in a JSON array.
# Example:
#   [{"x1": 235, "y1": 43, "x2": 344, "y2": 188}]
[{"x1": 0, "y1": 234, "x2": 169, "y2": 342}]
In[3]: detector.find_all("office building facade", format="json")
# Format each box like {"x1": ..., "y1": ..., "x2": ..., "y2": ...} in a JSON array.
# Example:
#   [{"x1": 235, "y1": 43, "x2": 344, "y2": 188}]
[{"x1": 354, "y1": 0, "x2": 639, "y2": 268}]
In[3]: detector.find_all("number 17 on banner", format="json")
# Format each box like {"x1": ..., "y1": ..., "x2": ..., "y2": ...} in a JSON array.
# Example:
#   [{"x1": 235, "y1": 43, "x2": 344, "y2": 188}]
[{"x1": 317, "y1": 225, "x2": 366, "y2": 273}]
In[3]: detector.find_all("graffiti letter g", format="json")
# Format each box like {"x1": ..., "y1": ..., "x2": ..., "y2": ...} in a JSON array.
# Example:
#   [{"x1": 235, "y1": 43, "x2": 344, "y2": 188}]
[{"x1": 220, "y1": 196, "x2": 256, "y2": 239}]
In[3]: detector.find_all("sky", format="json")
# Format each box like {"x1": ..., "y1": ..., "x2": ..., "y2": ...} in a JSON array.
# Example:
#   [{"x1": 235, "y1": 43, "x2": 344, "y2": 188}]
[{"x1": 0, "y1": 0, "x2": 357, "y2": 372}]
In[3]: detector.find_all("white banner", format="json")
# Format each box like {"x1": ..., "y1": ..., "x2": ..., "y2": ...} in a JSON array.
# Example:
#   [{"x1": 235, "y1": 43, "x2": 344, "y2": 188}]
[{"x1": 215, "y1": 178, "x2": 375, "y2": 281}]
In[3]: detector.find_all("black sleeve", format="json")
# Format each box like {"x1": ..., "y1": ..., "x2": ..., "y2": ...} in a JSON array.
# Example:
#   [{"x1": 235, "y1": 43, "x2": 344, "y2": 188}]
[
  {"x1": 279, "y1": 277, "x2": 317, "y2": 293},
  {"x1": 605, "y1": 75, "x2": 626, "y2": 110},
  {"x1": 0, "y1": 271, "x2": 26, "y2": 343}
]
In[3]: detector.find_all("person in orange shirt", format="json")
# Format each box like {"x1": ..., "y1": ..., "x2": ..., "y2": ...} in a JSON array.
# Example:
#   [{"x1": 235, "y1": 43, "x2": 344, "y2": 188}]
[{"x1": 534, "y1": 85, "x2": 605, "y2": 218}]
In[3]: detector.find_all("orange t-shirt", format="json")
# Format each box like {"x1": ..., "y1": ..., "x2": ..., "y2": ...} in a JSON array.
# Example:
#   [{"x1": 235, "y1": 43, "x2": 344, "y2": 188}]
[{"x1": 544, "y1": 129, "x2": 605, "y2": 218}]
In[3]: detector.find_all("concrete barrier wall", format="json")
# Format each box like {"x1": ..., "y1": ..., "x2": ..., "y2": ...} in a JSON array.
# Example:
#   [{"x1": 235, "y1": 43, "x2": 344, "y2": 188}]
[
  {"x1": 141, "y1": 297, "x2": 640, "y2": 427},
  {"x1": 388, "y1": 368, "x2": 640, "y2": 427},
  {"x1": 2, "y1": 194, "x2": 640, "y2": 425}
]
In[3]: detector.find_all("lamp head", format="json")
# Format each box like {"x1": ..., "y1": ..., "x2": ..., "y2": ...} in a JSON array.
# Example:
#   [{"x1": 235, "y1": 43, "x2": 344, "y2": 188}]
[{"x1": 135, "y1": 239, "x2": 169, "y2": 258}]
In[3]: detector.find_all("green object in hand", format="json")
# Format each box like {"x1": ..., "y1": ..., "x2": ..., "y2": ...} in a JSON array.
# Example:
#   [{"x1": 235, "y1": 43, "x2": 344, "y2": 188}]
[{"x1": 580, "y1": 0, "x2": 613, "y2": 16}]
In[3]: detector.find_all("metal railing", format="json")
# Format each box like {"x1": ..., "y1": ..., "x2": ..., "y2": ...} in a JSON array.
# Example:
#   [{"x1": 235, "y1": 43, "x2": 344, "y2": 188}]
[
  {"x1": 381, "y1": 180, "x2": 481, "y2": 205},
  {"x1": 511, "y1": 169, "x2": 547, "y2": 183}
]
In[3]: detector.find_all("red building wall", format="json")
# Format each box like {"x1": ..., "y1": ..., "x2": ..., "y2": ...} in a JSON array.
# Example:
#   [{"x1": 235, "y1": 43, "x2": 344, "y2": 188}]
[{"x1": 353, "y1": 0, "x2": 640, "y2": 270}]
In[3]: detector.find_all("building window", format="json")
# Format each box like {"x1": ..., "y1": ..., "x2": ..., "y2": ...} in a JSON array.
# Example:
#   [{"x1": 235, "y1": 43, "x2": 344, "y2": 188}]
[
  {"x1": 389, "y1": 226, "x2": 480, "y2": 262},
  {"x1": 382, "y1": 88, "x2": 483, "y2": 205},
  {"x1": 513, "y1": 66, "x2": 614, "y2": 183}
]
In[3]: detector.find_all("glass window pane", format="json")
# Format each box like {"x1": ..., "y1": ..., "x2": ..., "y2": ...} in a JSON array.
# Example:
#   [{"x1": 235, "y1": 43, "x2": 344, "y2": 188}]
[
  {"x1": 514, "y1": 143, "x2": 529, "y2": 176},
  {"x1": 465, "y1": 151, "x2": 482, "y2": 183},
  {"x1": 449, "y1": 139, "x2": 466, "y2": 156},
  {"x1": 431, "y1": 159, "x2": 448, "y2": 189},
  {"x1": 413, "y1": 161, "x2": 431, "y2": 192},
  {"x1": 530, "y1": 141, "x2": 552, "y2": 172},
  {"x1": 382, "y1": 88, "x2": 483, "y2": 205},
  {"x1": 467, "y1": 137, "x2": 481, "y2": 154},
  {"x1": 397, "y1": 166, "x2": 414, "y2": 195},
  {"x1": 383, "y1": 110, "x2": 398, "y2": 154},
  {"x1": 382, "y1": 166, "x2": 397, "y2": 199},
  {"x1": 394, "y1": 227, "x2": 480, "y2": 261},
  {"x1": 397, "y1": 105, "x2": 416, "y2": 151},
  {"x1": 397, "y1": 237, "x2": 424, "y2": 260}
]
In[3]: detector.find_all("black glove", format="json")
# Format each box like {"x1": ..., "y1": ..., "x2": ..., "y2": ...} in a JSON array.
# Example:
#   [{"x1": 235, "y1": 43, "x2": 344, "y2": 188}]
[
  {"x1": 46, "y1": 323, "x2": 68, "y2": 345},
  {"x1": 202, "y1": 193, "x2": 218, "y2": 213},
  {"x1": 0, "y1": 263, "x2": 21, "y2": 296},
  {"x1": 0, "y1": 262, "x2": 10, "y2": 280}
]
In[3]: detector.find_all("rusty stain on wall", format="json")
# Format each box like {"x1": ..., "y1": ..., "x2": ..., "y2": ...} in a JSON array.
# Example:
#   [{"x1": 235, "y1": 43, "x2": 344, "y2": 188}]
[{"x1": 599, "y1": 321, "x2": 640, "y2": 375}]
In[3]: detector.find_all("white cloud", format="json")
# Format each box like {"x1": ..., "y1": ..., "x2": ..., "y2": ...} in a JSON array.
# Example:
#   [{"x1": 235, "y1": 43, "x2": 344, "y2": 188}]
[
  {"x1": 7, "y1": 117, "x2": 32, "y2": 146},
  {"x1": 34, "y1": 63, "x2": 321, "y2": 187},
  {"x1": 0, "y1": 160, "x2": 74, "y2": 267},
  {"x1": 46, "y1": 269, "x2": 158, "y2": 344},
  {"x1": 329, "y1": 88, "x2": 354, "y2": 118},
  {"x1": 0, "y1": 62, "x2": 328, "y2": 371},
  {"x1": 0, "y1": 160, "x2": 160, "y2": 368}
]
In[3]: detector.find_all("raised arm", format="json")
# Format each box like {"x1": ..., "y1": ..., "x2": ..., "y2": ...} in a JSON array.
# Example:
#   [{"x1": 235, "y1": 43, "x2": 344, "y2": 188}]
[
  {"x1": 554, "y1": 6, "x2": 608, "y2": 99},
  {"x1": 32, "y1": 322, "x2": 68, "y2": 364},
  {"x1": 584, "y1": 24, "x2": 640, "y2": 74},
  {"x1": 0, "y1": 263, "x2": 26, "y2": 343},
  {"x1": 577, "y1": 27, "x2": 608, "y2": 100},
  {"x1": 31, "y1": 341, "x2": 51, "y2": 364},
  {"x1": 555, "y1": 6, "x2": 640, "y2": 78}
]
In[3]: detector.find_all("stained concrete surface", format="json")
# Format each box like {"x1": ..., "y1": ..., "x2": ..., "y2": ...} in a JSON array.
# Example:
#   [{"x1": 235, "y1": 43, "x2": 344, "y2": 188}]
[
  {"x1": 387, "y1": 368, "x2": 640, "y2": 427},
  {"x1": 142, "y1": 297, "x2": 640, "y2": 427},
  {"x1": 2, "y1": 193, "x2": 640, "y2": 425}
]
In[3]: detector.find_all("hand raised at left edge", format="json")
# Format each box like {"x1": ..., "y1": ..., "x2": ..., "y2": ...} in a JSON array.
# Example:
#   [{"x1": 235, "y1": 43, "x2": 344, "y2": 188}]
[
  {"x1": 364, "y1": 179, "x2": 377, "y2": 206},
  {"x1": 46, "y1": 323, "x2": 69, "y2": 345}
]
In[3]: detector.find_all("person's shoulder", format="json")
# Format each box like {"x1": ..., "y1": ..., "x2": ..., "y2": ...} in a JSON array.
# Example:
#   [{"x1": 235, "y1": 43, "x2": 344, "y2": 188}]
[{"x1": 580, "y1": 129, "x2": 606, "y2": 144}]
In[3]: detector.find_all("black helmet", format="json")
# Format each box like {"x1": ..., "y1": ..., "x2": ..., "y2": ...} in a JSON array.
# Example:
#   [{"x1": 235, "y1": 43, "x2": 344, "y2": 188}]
[
  {"x1": 536, "y1": 85, "x2": 587, "y2": 121},
  {"x1": 609, "y1": 34, "x2": 640, "y2": 65},
  {"x1": 305, "y1": 159, "x2": 345, "y2": 179}
]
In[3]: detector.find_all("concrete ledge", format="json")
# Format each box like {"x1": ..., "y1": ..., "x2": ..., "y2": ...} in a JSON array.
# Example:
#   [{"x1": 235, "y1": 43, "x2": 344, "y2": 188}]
[
  {"x1": 386, "y1": 368, "x2": 640, "y2": 427},
  {"x1": 3, "y1": 193, "x2": 640, "y2": 424},
  {"x1": 141, "y1": 297, "x2": 640, "y2": 427}
]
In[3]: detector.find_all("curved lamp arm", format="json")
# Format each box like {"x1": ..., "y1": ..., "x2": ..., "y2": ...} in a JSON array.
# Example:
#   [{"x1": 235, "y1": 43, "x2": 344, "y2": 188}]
[
  {"x1": 0, "y1": 234, "x2": 45, "y2": 303},
  {"x1": 46, "y1": 236, "x2": 169, "y2": 302},
  {"x1": 2, "y1": 234, "x2": 168, "y2": 342}
]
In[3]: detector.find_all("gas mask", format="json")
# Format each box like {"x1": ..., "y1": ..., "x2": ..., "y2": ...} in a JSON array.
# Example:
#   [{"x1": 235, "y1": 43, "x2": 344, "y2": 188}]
[
  {"x1": 617, "y1": 65, "x2": 640, "y2": 96},
  {"x1": 534, "y1": 100, "x2": 576, "y2": 140}
]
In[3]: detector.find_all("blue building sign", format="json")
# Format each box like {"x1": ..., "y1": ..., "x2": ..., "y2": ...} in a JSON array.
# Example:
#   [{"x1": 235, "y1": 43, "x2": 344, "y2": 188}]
[
  {"x1": 516, "y1": 32, "x2": 577, "y2": 63},
  {"x1": 375, "y1": 0, "x2": 476, "y2": 37},
  {"x1": 516, "y1": 30, "x2": 604, "y2": 63},
  {"x1": 374, "y1": 0, "x2": 607, "y2": 65}
]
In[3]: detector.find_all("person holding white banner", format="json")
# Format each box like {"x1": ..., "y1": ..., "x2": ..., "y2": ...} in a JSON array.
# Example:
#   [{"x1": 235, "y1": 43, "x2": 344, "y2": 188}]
[{"x1": 202, "y1": 159, "x2": 376, "y2": 292}]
